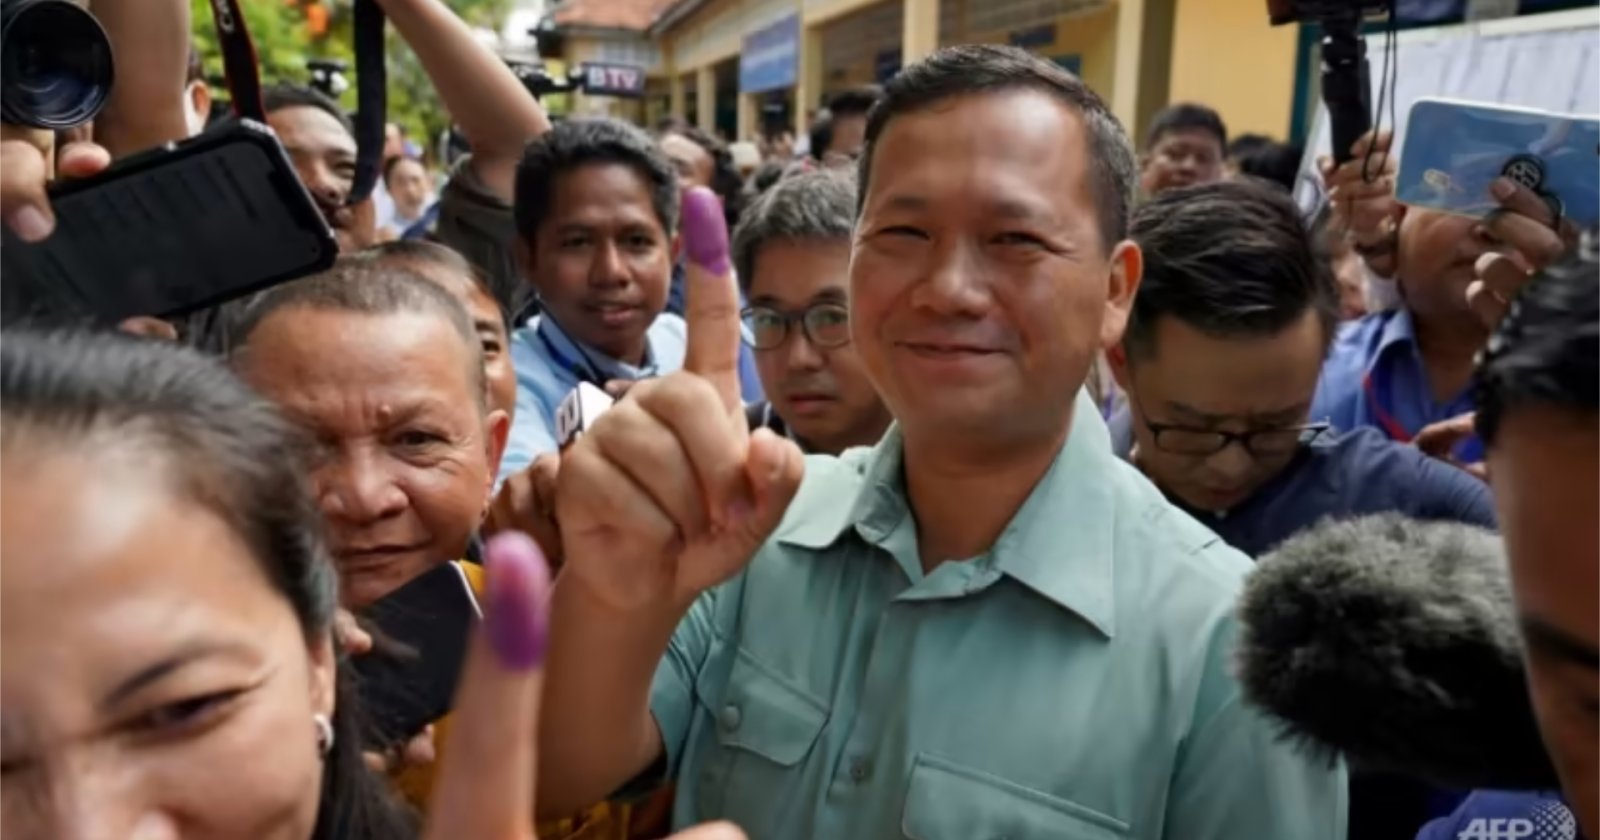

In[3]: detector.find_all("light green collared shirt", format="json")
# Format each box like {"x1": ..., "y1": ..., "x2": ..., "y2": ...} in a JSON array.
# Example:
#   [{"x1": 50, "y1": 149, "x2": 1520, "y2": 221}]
[{"x1": 650, "y1": 393, "x2": 1347, "y2": 839}]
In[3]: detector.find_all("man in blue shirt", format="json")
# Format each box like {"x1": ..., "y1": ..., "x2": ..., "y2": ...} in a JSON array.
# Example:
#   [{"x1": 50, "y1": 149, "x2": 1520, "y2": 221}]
[
  {"x1": 1107, "y1": 179, "x2": 1496, "y2": 559},
  {"x1": 1313, "y1": 132, "x2": 1508, "y2": 465},
  {"x1": 498, "y1": 119, "x2": 692, "y2": 481}
]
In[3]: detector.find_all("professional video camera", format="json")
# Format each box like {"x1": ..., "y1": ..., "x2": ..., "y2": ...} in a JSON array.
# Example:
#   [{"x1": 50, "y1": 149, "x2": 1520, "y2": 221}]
[
  {"x1": 1267, "y1": 0, "x2": 1392, "y2": 165},
  {"x1": 1, "y1": 0, "x2": 115, "y2": 130},
  {"x1": 507, "y1": 58, "x2": 576, "y2": 101}
]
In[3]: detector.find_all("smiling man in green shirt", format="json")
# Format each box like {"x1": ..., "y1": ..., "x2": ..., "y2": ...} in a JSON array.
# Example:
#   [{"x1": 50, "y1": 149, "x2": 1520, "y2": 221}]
[{"x1": 538, "y1": 45, "x2": 1347, "y2": 839}]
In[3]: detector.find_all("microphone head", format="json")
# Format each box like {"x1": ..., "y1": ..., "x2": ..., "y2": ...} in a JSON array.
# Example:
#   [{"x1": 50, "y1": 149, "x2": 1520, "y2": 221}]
[{"x1": 1235, "y1": 514, "x2": 1560, "y2": 790}]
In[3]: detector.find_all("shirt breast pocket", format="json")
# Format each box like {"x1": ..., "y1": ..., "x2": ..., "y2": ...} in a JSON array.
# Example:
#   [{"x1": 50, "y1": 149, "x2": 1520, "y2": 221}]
[
  {"x1": 692, "y1": 647, "x2": 828, "y2": 824},
  {"x1": 901, "y1": 754, "x2": 1130, "y2": 840}
]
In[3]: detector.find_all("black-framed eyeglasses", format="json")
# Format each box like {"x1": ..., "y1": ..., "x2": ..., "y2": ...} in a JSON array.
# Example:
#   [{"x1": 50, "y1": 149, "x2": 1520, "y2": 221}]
[
  {"x1": 740, "y1": 302, "x2": 851, "y2": 351},
  {"x1": 1142, "y1": 420, "x2": 1330, "y2": 458}
]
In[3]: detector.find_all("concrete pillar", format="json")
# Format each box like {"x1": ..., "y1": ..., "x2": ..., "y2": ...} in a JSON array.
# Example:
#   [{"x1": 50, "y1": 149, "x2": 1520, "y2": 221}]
[
  {"x1": 795, "y1": 24, "x2": 825, "y2": 136},
  {"x1": 902, "y1": 0, "x2": 939, "y2": 65},
  {"x1": 738, "y1": 91, "x2": 758, "y2": 141},
  {"x1": 695, "y1": 65, "x2": 716, "y2": 133},
  {"x1": 1110, "y1": 0, "x2": 1174, "y2": 140},
  {"x1": 670, "y1": 73, "x2": 686, "y2": 121}
]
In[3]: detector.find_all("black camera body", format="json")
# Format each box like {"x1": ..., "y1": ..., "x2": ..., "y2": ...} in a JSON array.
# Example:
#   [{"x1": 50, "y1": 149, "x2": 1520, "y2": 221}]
[{"x1": 1, "y1": 0, "x2": 115, "y2": 130}]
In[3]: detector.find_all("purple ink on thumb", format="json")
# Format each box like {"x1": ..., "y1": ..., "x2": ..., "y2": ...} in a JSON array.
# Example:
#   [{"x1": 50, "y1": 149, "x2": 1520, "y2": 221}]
[
  {"x1": 681, "y1": 186, "x2": 731, "y2": 276},
  {"x1": 484, "y1": 532, "x2": 551, "y2": 671}
]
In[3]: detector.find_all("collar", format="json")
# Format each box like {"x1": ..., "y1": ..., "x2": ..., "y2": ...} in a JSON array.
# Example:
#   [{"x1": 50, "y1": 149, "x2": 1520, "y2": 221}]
[
  {"x1": 1370, "y1": 307, "x2": 1420, "y2": 369},
  {"x1": 775, "y1": 391, "x2": 1118, "y2": 637},
  {"x1": 535, "y1": 314, "x2": 659, "y2": 382}
]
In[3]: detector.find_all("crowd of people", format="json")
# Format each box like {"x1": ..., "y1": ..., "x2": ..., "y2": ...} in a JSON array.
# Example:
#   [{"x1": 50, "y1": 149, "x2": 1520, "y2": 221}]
[{"x1": 1, "y1": 1, "x2": 1596, "y2": 839}]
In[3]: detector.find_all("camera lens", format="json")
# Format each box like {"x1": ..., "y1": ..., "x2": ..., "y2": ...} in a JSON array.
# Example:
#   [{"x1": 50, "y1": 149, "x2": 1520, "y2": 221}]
[{"x1": 1, "y1": 0, "x2": 115, "y2": 130}]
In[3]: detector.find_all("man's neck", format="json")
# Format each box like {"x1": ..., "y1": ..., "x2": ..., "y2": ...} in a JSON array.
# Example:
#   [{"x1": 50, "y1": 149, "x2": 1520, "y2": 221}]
[
  {"x1": 1411, "y1": 311, "x2": 1486, "y2": 403},
  {"x1": 902, "y1": 414, "x2": 1071, "y2": 575}
]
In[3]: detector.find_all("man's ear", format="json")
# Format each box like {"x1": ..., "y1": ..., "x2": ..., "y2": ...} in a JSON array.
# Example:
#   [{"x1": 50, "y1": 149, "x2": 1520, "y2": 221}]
[
  {"x1": 670, "y1": 231, "x2": 683, "y2": 264},
  {"x1": 1100, "y1": 239, "x2": 1143, "y2": 349},
  {"x1": 483, "y1": 408, "x2": 511, "y2": 493},
  {"x1": 1106, "y1": 343, "x2": 1132, "y2": 391},
  {"x1": 190, "y1": 81, "x2": 212, "y2": 132}
]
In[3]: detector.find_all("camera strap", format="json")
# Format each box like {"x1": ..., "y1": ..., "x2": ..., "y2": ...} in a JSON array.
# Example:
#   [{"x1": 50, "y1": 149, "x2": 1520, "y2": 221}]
[
  {"x1": 206, "y1": 0, "x2": 265, "y2": 121},
  {"x1": 204, "y1": 0, "x2": 387, "y2": 205}
]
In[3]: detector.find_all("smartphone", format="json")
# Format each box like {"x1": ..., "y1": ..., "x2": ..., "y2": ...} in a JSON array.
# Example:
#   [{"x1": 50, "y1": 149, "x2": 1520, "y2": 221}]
[
  {"x1": 351, "y1": 561, "x2": 481, "y2": 749},
  {"x1": 1, "y1": 119, "x2": 337, "y2": 326},
  {"x1": 1396, "y1": 98, "x2": 1599, "y2": 230}
]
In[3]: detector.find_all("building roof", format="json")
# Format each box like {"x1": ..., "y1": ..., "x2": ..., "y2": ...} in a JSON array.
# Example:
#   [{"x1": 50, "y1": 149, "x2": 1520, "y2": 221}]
[{"x1": 551, "y1": 0, "x2": 677, "y2": 32}]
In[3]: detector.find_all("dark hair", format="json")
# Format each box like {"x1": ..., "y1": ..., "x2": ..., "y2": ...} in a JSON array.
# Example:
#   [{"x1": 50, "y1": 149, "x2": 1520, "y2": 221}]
[
  {"x1": 363, "y1": 240, "x2": 510, "y2": 331},
  {"x1": 230, "y1": 261, "x2": 487, "y2": 411},
  {"x1": 858, "y1": 44, "x2": 1137, "y2": 252},
  {"x1": 382, "y1": 155, "x2": 424, "y2": 187},
  {"x1": 513, "y1": 118, "x2": 679, "y2": 241},
  {"x1": 751, "y1": 160, "x2": 788, "y2": 196},
  {"x1": 1145, "y1": 102, "x2": 1227, "y2": 152},
  {"x1": 662, "y1": 123, "x2": 746, "y2": 230},
  {"x1": 808, "y1": 110, "x2": 835, "y2": 162},
  {"x1": 263, "y1": 83, "x2": 354, "y2": 137},
  {"x1": 1124, "y1": 178, "x2": 1338, "y2": 358},
  {"x1": 1228, "y1": 132, "x2": 1274, "y2": 159},
  {"x1": 826, "y1": 85, "x2": 883, "y2": 118},
  {"x1": 1235, "y1": 140, "x2": 1305, "y2": 193},
  {"x1": 1477, "y1": 245, "x2": 1600, "y2": 445},
  {"x1": 0, "y1": 329, "x2": 417, "y2": 840},
  {"x1": 732, "y1": 169, "x2": 857, "y2": 292}
]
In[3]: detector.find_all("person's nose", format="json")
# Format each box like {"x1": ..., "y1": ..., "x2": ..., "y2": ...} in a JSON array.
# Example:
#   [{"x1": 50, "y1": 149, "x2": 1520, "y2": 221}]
[
  {"x1": 910, "y1": 240, "x2": 990, "y2": 317},
  {"x1": 43, "y1": 754, "x2": 180, "y2": 840},
  {"x1": 1202, "y1": 440, "x2": 1255, "y2": 484},
  {"x1": 295, "y1": 161, "x2": 344, "y2": 209},
  {"x1": 589, "y1": 241, "x2": 629, "y2": 289},
  {"x1": 781, "y1": 325, "x2": 826, "y2": 373},
  {"x1": 315, "y1": 450, "x2": 408, "y2": 525}
]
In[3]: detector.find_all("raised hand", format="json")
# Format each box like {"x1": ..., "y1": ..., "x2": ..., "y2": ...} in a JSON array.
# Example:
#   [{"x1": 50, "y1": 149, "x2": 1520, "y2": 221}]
[
  {"x1": 424, "y1": 531, "x2": 746, "y2": 840},
  {"x1": 553, "y1": 186, "x2": 805, "y2": 613},
  {"x1": 1319, "y1": 130, "x2": 1399, "y2": 256},
  {"x1": 487, "y1": 452, "x2": 564, "y2": 572},
  {"x1": 1468, "y1": 177, "x2": 1580, "y2": 330}
]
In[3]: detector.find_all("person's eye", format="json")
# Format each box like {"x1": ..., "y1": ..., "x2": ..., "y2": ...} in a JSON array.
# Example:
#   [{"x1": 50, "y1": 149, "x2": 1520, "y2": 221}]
[
  {"x1": 811, "y1": 307, "x2": 849, "y2": 327},
  {"x1": 480, "y1": 336, "x2": 503, "y2": 356},
  {"x1": 560, "y1": 236, "x2": 590, "y2": 249},
  {"x1": 994, "y1": 232, "x2": 1046, "y2": 248},
  {"x1": 624, "y1": 234, "x2": 656, "y2": 251},
  {"x1": 395, "y1": 429, "x2": 447, "y2": 448},
  {"x1": 879, "y1": 226, "x2": 928, "y2": 240},
  {"x1": 128, "y1": 690, "x2": 243, "y2": 736}
]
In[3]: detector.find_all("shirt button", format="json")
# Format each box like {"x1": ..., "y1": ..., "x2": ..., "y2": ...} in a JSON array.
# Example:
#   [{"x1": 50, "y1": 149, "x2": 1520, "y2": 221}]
[
  {"x1": 718, "y1": 704, "x2": 741, "y2": 731},
  {"x1": 849, "y1": 758, "x2": 871, "y2": 782}
]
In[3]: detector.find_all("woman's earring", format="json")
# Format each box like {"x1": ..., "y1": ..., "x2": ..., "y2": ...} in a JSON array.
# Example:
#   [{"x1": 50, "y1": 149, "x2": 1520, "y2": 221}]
[{"x1": 313, "y1": 713, "x2": 334, "y2": 757}]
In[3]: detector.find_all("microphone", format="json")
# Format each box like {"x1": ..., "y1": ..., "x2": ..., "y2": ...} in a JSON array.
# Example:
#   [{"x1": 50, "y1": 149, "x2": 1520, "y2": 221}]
[{"x1": 1235, "y1": 514, "x2": 1560, "y2": 791}]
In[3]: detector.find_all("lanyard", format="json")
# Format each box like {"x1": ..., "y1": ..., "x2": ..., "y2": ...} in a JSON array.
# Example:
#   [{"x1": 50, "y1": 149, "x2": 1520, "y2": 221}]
[
  {"x1": 1362, "y1": 368, "x2": 1414, "y2": 443},
  {"x1": 536, "y1": 326, "x2": 606, "y2": 388}
]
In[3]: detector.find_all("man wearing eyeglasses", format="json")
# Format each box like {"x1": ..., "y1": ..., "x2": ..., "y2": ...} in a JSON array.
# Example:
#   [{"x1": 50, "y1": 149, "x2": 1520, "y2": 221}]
[
  {"x1": 1106, "y1": 179, "x2": 1495, "y2": 558},
  {"x1": 732, "y1": 170, "x2": 892, "y2": 455}
]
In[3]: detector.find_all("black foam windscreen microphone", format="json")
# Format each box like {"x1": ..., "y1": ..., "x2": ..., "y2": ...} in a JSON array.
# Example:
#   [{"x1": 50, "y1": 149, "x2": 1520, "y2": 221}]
[{"x1": 1235, "y1": 514, "x2": 1560, "y2": 791}]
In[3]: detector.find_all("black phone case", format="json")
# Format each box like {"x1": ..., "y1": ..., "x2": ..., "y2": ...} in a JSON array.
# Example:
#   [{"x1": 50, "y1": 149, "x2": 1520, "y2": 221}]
[
  {"x1": 2, "y1": 119, "x2": 337, "y2": 324},
  {"x1": 351, "y1": 563, "x2": 480, "y2": 749}
]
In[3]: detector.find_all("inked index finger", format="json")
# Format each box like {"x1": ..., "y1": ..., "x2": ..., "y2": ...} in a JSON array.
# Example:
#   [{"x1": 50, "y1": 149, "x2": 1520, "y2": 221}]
[
  {"x1": 679, "y1": 186, "x2": 744, "y2": 410},
  {"x1": 424, "y1": 534, "x2": 551, "y2": 840}
]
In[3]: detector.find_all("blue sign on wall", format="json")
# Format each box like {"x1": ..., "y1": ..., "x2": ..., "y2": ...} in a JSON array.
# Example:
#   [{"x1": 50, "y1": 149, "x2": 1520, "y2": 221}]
[
  {"x1": 874, "y1": 48, "x2": 902, "y2": 84},
  {"x1": 740, "y1": 14, "x2": 800, "y2": 93}
]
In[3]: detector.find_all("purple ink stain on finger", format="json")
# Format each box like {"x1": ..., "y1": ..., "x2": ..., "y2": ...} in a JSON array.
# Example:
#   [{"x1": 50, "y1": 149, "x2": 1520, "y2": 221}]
[
  {"x1": 682, "y1": 186, "x2": 731, "y2": 276},
  {"x1": 485, "y1": 532, "x2": 551, "y2": 671}
]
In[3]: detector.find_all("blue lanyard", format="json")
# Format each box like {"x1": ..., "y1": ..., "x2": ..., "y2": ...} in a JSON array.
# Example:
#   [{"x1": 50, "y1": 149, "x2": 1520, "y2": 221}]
[{"x1": 536, "y1": 327, "x2": 605, "y2": 387}]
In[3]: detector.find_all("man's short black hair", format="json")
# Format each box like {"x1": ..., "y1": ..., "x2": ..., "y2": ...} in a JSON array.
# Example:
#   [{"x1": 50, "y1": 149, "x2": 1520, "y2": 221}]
[
  {"x1": 1123, "y1": 178, "x2": 1338, "y2": 359},
  {"x1": 1234, "y1": 140, "x2": 1305, "y2": 193},
  {"x1": 858, "y1": 44, "x2": 1136, "y2": 252},
  {"x1": 809, "y1": 110, "x2": 835, "y2": 162},
  {"x1": 827, "y1": 85, "x2": 882, "y2": 118},
  {"x1": 1145, "y1": 102, "x2": 1228, "y2": 152},
  {"x1": 187, "y1": 45, "x2": 205, "y2": 84},
  {"x1": 262, "y1": 82, "x2": 354, "y2": 137},
  {"x1": 362, "y1": 240, "x2": 510, "y2": 331},
  {"x1": 1229, "y1": 133, "x2": 1274, "y2": 159},
  {"x1": 1477, "y1": 246, "x2": 1599, "y2": 445},
  {"x1": 661, "y1": 123, "x2": 746, "y2": 230},
  {"x1": 513, "y1": 118, "x2": 679, "y2": 241}
]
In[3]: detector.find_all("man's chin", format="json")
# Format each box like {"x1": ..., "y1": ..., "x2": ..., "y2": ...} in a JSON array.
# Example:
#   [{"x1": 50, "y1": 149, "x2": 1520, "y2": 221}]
[{"x1": 339, "y1": 553, "x2": 437, "y2": 608}]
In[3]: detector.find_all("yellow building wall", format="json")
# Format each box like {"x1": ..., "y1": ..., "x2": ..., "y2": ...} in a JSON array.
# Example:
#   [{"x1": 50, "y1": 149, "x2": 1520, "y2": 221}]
[
  {"x1": 1166, "y1": 0, "x2": 1298, "y2": 139},
  {"x1": 949, "y1": 5, "x2": 1119, "y2": 105}
]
